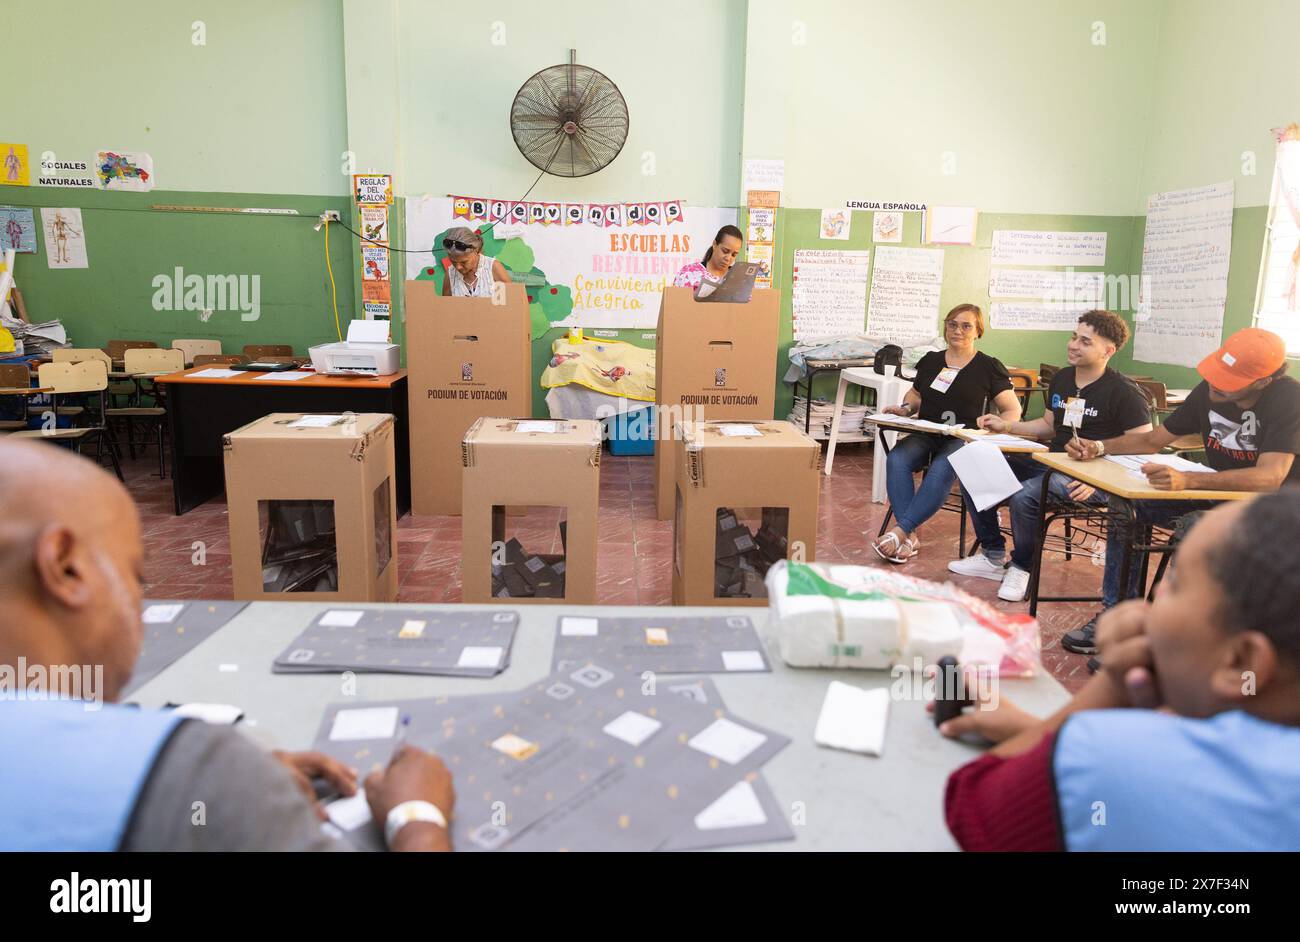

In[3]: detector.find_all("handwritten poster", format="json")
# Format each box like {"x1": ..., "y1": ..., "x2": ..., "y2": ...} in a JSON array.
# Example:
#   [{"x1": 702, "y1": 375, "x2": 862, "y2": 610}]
[
  {"x1": 990, "y1": 302, "x2": 1097, "y2": 331},
  {"x1": 866, "y1": 246, "x2": 945, "y2": 344},
  {"x1": 1134, "y1": 181, "x2": 1234, "y2": 367},
  {"x1": 991, "y1": 229, "x2": 1107, "y2": 266},
  {"x1": 791, "y1": 249, "x2": 870, "y2": 341},
  {"x1": 1256, "y1": 131, "x2": 1300, "y2": 350},
  {"x1": 988, "y1": 268, "x2": 1104, "y2": 303},
  {"x1": 742, "y1": 158, "x2": 784, "y2": 195}
]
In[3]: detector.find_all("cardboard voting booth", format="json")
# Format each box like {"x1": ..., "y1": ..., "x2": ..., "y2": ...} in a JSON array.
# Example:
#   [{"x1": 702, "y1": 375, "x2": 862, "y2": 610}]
[
  {"x1": 672, "y1": 419, "x2": 820, "y2": 607},
  {"x1": 461, "y1": 418, "x2": 601, "y2": 604},
  {"x1": 653, "y1": 286, "x2": 779, "y2": 520},
  {"x1": 405, "y1": 281, "x2": 532, "y2": 515},
  {"x1": 224, "y1": 413, "x2": 398, "y2": 602}
]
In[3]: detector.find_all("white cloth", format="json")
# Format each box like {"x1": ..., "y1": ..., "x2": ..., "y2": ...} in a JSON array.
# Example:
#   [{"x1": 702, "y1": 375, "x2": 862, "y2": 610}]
[{"x1": 447, "y1": 254, "x2": 497, "y2": 298}]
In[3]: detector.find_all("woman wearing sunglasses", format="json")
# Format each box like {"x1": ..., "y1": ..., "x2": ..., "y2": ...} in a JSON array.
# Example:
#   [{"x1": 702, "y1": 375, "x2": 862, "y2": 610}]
[
  {"x1": 871, "y1": 303, "x2": 1020, "y2": 564},
  {"x1": 440, "y1": 226, "x2": 512, "y2": 297}
]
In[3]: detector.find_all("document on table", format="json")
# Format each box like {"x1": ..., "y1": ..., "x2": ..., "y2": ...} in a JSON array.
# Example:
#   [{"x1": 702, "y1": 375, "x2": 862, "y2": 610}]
[
  {"x1": 254, "y1": 370, "x2": 313, "y2": 381},
  {"x1": 188, "y1": 368, "x2": 242, "y2": 378},
  {"x1": 1104, "y1": 454, "x2": 1208, "y2": 477},
  {"x1": 813, "y1": 681, "x2": 890, "y2": 756},
  {"x1": 949, "y1": 441, "x2": 1024, "y2": 511},
  {"x1": 864, "y1": 413, "x2": 962, "y2": 434},
  {"x1": 967, "y1": 432, "x2": 1048, "y2": 451}
]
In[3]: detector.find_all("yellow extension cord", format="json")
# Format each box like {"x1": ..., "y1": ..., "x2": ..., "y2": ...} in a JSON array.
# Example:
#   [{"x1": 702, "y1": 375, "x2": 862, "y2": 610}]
[{"x1": 324, "y1": 218, "x2": 342, "y2": 341}]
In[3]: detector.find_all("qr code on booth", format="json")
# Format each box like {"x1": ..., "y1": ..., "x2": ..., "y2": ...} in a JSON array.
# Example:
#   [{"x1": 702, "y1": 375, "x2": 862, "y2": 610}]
[
  {"x1": 714, "y1": 368, "x2": 726, "y2": 386},
  {"x1": 461, "y1": 362, "x2": 473, "y2": 382}
]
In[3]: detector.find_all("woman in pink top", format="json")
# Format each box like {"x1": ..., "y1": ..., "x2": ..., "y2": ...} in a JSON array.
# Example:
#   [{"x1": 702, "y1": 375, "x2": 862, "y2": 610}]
[{"x1": 673, "y1": 225, "x2": 743, "y2": 291}]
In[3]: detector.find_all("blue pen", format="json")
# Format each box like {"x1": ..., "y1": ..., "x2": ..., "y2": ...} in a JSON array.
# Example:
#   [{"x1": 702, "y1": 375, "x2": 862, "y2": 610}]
[{"x1": 394, "y1": 714, "x2": 411, "y2": 756}]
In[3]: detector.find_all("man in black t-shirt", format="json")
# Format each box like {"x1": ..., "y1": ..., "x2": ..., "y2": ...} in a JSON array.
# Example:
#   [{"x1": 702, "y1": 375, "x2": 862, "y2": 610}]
[
  {"x1": 949, "y1": 311, "x2": 1152, "y2": 602},
  {"x1": 1063, "y1": 327, "x2": 1300, "y2": 655}
]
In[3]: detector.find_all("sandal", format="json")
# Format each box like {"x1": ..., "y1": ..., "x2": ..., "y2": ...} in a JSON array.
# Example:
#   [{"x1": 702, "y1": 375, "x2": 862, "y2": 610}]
[{"x1": 872, "y1": 530, "x2": 919, "y2": 565}]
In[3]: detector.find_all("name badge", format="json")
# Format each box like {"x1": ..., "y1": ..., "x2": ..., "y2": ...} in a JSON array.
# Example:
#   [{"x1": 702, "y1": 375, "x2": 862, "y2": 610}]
[
  {"x1": 930, "y1": 367, "x2": 960, "y2": 393},
  {"x1": 1063, "y1": 397, "x2": 1086, "y2": 428}
]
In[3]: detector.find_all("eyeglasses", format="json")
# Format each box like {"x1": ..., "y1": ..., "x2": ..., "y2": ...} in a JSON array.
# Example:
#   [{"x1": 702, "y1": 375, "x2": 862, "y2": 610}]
[
  {"x1": 946, "y1": 321, "x2": 977, "y2": 332},
  {"x1": 443, "y1": 239, "x2": 475, "y2": 252}
]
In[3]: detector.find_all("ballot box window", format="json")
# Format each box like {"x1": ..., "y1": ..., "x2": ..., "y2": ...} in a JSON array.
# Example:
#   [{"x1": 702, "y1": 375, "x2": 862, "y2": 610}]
[
  {"x1": 374, "y1": 477, "x2": 393, "y2": 577},
  {"x1": 258, "y1": 499, "x2": 339, "y2": 593},
  {"x1": 491, "y1": 505, "x2": 568, "y2": 600},
  {"x1": 714, "y1": 506, "x2": 789, "y2": 600}
]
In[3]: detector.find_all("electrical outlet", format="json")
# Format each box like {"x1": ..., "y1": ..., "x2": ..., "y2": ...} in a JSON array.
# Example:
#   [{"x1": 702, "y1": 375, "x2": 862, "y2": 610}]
[{"x1": 321, "y1": 210, "x2": 341, "y2": 222}]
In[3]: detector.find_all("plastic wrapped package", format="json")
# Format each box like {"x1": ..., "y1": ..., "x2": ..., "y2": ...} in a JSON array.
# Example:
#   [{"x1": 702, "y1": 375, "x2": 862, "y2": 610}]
[{"x1": 764, "y1": 561, "x2": 1042, "y2": 677}]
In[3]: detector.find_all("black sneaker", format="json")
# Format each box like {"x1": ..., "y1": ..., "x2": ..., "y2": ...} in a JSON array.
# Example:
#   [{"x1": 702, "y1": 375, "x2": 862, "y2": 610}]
[
  {"x1": 1061, "y1": 616, "x2": 1100, "y2": 655},
  {"x1": 1086, "y1": 656, "x2": 1102, "y2": 674}
]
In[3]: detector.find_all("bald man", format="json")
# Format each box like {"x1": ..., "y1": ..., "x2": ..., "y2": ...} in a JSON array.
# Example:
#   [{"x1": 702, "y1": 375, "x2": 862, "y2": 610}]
[{"x1": 0, "y1": 441, "x2": 454, "y2": 851}]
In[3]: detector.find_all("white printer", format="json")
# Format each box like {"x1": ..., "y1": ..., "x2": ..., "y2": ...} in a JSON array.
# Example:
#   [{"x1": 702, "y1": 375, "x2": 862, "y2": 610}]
[{"x1": 309, "y1": 320, "x2": 400, "y2": 376}]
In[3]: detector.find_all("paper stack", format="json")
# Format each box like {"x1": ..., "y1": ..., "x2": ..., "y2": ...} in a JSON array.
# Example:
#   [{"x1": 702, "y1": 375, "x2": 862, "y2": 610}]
[
  {"x1": 787, "y1": 395, "x2": 871, "y2": 437},
  {"x1": 1, "y1": 318, "x2": 68, "y2": 356}
]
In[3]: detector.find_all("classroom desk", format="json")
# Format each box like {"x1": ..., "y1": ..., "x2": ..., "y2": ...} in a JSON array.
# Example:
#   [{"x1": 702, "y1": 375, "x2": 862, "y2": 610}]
[
  {"x1": 953, "y1": 427, "x2": 1048, "y2": 454},
  {"x1": 154, "y1": 367, "x2": 410, "y2": 517},
  {"x1": 128, "y1": 600, "x2": 1070, "y2": 852},
  {"x1": 1166, "y1": 388, "x2": 1191, "y2": 406},
  {"x1": 1025, "y1": 452, "x2": 1254, "y2": 616}
]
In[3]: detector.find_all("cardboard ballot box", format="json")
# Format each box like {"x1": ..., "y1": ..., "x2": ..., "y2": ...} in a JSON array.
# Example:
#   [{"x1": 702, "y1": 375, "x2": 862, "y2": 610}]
[
  {"x1": 405, "y1": 281, "x2": 533, "y2": 516},
  {"x1": 462, "y1": 418, "x2": 601, "y2": 604},
  {"x1": 653, "y1": 286, "x2": 779, "y2": 520},
  {"x1": 224, "y1": 413, "x2": 398, "y2": 602},
  {"x1": 672, "y1": 419, "x2": 819, "y2": 607}
]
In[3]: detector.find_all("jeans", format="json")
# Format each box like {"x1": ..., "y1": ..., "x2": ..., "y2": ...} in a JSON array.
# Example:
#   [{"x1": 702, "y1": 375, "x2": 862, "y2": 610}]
[
  {"x1": 885, "y1": 433, "x2": 965, "y2": 534},
  {"x1": 965, "y1": 455, "x2": 1107, "y2": 570},
  {"x1": 1101, "y1": 497, "x2": 1217, "y2": 607}
]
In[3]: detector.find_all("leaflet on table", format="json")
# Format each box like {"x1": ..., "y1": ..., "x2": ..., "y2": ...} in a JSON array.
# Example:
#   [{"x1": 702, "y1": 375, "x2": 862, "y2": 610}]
[
  {"x1": 1103, "y1": 454, "x2": 1208, "y2": 476},
  {"x1": 959, "y1": 431, "x2": 1049, "y2": 451},
  {"x1": 864, "y1": 413, "x2": 963, "y2": 434}
]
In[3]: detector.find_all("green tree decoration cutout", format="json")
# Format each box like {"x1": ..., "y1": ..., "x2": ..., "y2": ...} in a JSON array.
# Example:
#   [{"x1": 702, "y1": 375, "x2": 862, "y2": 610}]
[{"x1": 415, "y1": 227, "x2": 574, "y2": 340}]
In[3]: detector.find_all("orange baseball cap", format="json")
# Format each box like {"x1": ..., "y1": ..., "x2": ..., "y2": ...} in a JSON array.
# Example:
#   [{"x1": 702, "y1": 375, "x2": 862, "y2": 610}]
[{"x1": 1197, "y1": 328, "x2": 1287, "y2": 393}]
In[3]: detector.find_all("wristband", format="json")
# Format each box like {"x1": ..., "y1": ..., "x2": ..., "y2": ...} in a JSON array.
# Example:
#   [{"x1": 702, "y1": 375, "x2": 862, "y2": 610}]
[
  {"x1": 1094, "y1": 440, "x2": 1106, "y2": 457},
  {"x1": 385, "y1": 800, "x2": 447, "y2": 846}
]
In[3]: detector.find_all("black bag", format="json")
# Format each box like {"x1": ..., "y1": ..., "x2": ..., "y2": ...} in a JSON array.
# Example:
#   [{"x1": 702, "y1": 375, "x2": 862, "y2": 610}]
[{"x1": 873, "y1": 344, "x2": 903, "y2": 375}]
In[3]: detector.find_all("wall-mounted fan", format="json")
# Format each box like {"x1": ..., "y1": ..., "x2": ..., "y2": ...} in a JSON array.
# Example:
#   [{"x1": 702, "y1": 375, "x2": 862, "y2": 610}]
[{"x1": 510, "y1": 50, "x2": 629, "y2": 177}]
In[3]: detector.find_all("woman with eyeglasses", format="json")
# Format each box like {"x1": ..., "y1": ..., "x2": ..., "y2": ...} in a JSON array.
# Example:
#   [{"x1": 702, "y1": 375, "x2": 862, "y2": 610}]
[
  {"x1": 871, "y1": 303, "x2": 1020, "y2": 564},
  {"x1": 673, "y1": 225, "x2": 744, "y2": 292},
  {"x1": 440, "y1": 226, "x2": 512, "y2": 297}
]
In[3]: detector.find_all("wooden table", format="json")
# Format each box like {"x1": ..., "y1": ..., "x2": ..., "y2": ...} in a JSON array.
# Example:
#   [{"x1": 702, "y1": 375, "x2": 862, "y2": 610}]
[
  {"x1": 1024, "y1": 452, "x2": 1255, "y2": 615},
  {"x1": 154, "y1": 367, "x2": 410, "y2": 516}
]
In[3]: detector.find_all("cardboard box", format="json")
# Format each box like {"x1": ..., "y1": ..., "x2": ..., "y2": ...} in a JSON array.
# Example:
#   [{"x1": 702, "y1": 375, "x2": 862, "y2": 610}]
[
  {"x1": 462, "y1": 418, "x2": 601, "y2": 604},
  {"x1": 653, "y1": 286, "x2": 779, "y2": 519},
  {"x1": 224, "y1": 413, "x2": 398, "y2": 602},
  {"x1": 405, "y1": 281, "x2": 532, "y2": 515},
  {"x1": 671, "y1": 420, "x2": 819, "y2": 606}
]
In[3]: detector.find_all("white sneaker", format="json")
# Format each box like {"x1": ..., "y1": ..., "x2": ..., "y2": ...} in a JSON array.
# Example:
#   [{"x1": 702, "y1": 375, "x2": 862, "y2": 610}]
[
  {"x1": 998, "y1": 565, "x2": 1031, "y2": 602},
  {"x1": 947, "y1": 553, "x2": 1006, "y2": 581}
]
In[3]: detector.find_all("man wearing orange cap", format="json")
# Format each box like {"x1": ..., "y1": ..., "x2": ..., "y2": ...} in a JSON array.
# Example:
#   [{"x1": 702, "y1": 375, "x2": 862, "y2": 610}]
[{"x1": 1061, "y1": 327, "x2": 1299, "y2": 657}]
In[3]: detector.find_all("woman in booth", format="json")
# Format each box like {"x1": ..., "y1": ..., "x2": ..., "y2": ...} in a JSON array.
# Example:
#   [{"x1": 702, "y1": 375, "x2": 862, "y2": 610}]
[
  {"x1": 673, "y1": 225, "x2": 744, "y2": 292},
  {"x1": 440, "y1": 226, "x2": 512, "y2": 297},
  {"x1": 871, "y1": 303, "x2": 1021, "y2": 564}
]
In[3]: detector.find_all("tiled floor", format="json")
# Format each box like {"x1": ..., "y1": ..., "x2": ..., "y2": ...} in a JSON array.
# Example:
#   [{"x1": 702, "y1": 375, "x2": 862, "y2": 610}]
[{"x1": 131, "y1": 444, "x2": 1102, "y2": 692}]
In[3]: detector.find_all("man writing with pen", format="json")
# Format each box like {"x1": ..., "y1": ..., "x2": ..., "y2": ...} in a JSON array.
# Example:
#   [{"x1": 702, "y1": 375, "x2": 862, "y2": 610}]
[{"x1": 1060, "y1": 327, "x2": 1300, "y2": 659}]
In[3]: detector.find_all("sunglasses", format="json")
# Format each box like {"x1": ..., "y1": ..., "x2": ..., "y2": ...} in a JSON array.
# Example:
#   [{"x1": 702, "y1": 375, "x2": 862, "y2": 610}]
[{"x1": 443, "y1": 239, "x2": 475, "y2": 252}]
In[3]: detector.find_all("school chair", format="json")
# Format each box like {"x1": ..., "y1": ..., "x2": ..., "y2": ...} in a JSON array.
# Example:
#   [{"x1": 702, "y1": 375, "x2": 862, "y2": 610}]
[
  {"x1": 192, "y1": 353, "x2": 247, "y2": 367},
  {"x1": 104, "y1": 348, "x2": 184, "y2": 478},
  {"x1": 105, "y1": 339, "x2": 158, "y2": 366},
  {"x1": 0, "y1": 363, "x2": 46, "y2": 432},
  {"x1": 171, "y1": 339, "x2": 222, "y2": 365},
  {"x1": 242, "y1": 344, "x2": 294, "y2": 359},
  {"x1": 1006, "y1": 371, "x2": 1041, "y2": 414},
  {"x1": 1038, "y1": 363, "x2": 1061, "y2": 412},
  {"x1": 53, "y1": 348, "x2": 113, "y2": 367},
  {"x1": 8, "y1": 360, "x2": 123, "y2": 481}
]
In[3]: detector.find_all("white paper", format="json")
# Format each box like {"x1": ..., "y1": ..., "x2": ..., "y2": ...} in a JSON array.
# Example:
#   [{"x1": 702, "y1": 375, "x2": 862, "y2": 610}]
[
  {"x1": 990, "y1": 301, "x2": 1097, "y2": 331},
  {"x1": 927, "y1": 206, "x2": 978, "y2": 245},
  {"x1": 990, "y1": 230, "x2": 1108, "y2": 266},
  {"x1": 813, "y1": 681, "x2": 890, "y2": 756},
  {"x1": 792, "y1": 249, "x2": 870, "y2": 341},
  {"x1": 559, "y1": 616, "x2": 599, "y2": 637},
  {"x1": 288, "y1": 414, "x2": 344, "y2": 428},
  {"x1": 41, "y1": 207, "x2": 89, "y2": 269},
  {"x1": 254, "y1": 370, "x2": 313, "y2": 381},
  {"x1": 688, "y1": 718, "x2": 767, "y2": 766},
  {"x1": 866, "y1": 246, "x2": 946, "y2": 345},
  {"x1": 329, "y1": 707, "x2": 399, "y2": 742},
  {"x1": 171, "y1": 702, "x2": 243, "y2": 725},
  {"x1": 747, "y1": 207, "x2": 776, "y2": 243},
  {"x1": 988, "y1": 268, "x2": 1104, "y2": 302},
  {"x1": 693, "y1": 780, "x2": 768, "y2": 830},
  {"x1": 602, "y1": 710, "x2": 663, "y2": 747},
  {"x1": 974, "y1": 433, "x2": 1048, "y2": 451},
  {"x1": 457, "y1": 645, "x2": 503, "y2": 669},
  {"x1": 187, "y1": 367, "x2": 242, "y2": 378},
  {"x1": 1103, "y1": 453, "x2": 1208, "y2": 477},
  {"x1": 743, "y1": 158, "x2": 784, "y2": 194},
  {"x1": 949, "y1": 441, "x2": 1024, "y2": 511},
  {"x1": 325, "y1": 790, "x2": 372, "y2": 831},
  {"x1": 320, "y1": 609, "x2": 365, "y2": 627},
  {"x1": 1134, "y1": 181, "x2": 1235, "y2": 368},
  {"x1": 719, "y1": 424, "x2": 761, "y2": 437},
  {"x1": 721, "y1": 650, "x2": 766, "y2": 672},
  {"x1": 820, "y1": 208, "x2": 851, "y2": 240},
  {"x1": 865, "y1": 413, "x2": 961, "y2": 433},
  {"x1": 516, "y1": 420, "x2": 560, "y2": 434},
  {"x1": 1256, "y1": 137, "x2": 1300, "y2": 351},
  {"x1": 873, "y1": 211, "x2": 903, "y2": 243},
  {"x1": 142, "y1": 603, "x2": 184, "y2": 624}
]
